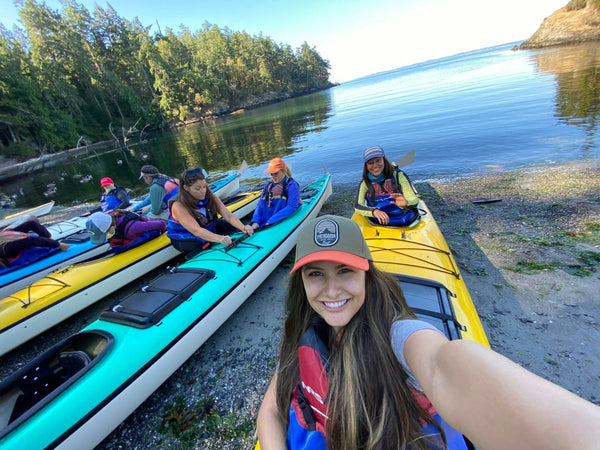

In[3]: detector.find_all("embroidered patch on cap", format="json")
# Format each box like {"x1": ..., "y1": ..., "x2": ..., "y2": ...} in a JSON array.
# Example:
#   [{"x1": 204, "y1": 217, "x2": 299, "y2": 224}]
[{"x1": 313, "y1": 218, "x2": 339, "y2": 247}]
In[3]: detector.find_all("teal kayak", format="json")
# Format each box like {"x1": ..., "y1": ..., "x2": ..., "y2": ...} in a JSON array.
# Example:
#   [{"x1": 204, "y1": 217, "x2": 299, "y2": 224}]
[{"x1": 0, "y1": 173, "x2": 332, "y2": 449}]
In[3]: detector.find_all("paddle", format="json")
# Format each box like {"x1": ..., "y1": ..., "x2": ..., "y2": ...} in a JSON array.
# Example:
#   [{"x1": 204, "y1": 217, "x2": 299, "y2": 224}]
[
  {"x1": 225, "y1": 232, "x2": 250, "y2": 251},
  {"x1": 395, "y1": 149, "x2": 415, "y2": 168},
  {"x1": 238, "y1": 160, "x2": 249, "y2": 177}
]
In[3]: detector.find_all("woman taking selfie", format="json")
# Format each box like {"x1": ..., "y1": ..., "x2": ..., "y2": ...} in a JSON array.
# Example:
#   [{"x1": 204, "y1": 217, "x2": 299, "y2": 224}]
[{"x1": 257, "y1": 215, "x2": 600, "y2": 449}]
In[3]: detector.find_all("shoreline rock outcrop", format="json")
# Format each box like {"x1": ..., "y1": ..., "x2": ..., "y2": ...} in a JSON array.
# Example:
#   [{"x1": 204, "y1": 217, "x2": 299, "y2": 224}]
[{"x1": 518, "y1": 0, "x2": 600, "y2": 49}]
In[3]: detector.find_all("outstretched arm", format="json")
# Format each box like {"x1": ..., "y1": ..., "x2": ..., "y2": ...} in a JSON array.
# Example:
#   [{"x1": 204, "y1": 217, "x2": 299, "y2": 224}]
[
  {"x1": 215, "y1": 196, "x2": 253, "y2": 235},
  {"x1": 257, "y1": 373, "x2": 287, "y2": 449},
  {"x1": 251, "y1": 186, "x2": 268, "y2": 228},
  {"x1": 405, "y1": 330, "x2": 600, "y2": 450},
  {"x1": 171, "y1": 201, "x2": 231, "y2": 245}
]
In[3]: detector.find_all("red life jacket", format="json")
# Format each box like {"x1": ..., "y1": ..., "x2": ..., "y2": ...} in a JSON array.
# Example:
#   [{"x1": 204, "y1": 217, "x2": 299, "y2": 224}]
[
  {"x1": 365, "y1": 171, "x2": 419, "y2": 226},
  {"x1": 288, "y1": 320, "x2": 469, "y2": 449},
  {"x1": 365, "y1": 170, "x2": 401, "y2": 207}
]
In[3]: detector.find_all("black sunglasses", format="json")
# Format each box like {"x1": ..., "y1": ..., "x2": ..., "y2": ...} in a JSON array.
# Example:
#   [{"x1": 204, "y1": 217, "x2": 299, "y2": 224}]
[{"x1": 182, "y1": 168, "x2": 206, "y2": 182}]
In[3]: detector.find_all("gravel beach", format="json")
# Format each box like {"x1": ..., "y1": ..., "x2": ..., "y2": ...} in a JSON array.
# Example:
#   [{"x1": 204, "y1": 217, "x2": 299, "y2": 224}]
[{"x1": 1, "y1": 159, "x2": 599, "y2": 449}]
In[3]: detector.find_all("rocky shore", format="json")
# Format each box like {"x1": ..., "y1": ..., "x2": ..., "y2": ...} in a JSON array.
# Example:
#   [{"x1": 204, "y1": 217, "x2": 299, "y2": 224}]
[
  {"x1": 519, "y1": 0, "x2": 600, "y2": 49},
  {"x1": 1, "y1": 159, "x2": 599, "y2": 448}
]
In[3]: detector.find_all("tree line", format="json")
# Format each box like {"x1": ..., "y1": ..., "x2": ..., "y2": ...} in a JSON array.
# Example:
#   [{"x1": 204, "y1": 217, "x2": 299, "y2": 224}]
[{"x1": 0, "y1": 0, "x2": 332, "y2": 161}]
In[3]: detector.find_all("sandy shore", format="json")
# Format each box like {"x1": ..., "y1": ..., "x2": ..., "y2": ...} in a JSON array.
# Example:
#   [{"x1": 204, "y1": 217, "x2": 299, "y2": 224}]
[{"x1": 1, "y1": 159, "x2": 599, "y2": 448}]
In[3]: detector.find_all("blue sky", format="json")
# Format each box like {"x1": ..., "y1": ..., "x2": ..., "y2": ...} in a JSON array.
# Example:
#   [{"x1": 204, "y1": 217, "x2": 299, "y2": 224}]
[{"x1": 1, "y1": 0, "x2": 568, "y2": 83}]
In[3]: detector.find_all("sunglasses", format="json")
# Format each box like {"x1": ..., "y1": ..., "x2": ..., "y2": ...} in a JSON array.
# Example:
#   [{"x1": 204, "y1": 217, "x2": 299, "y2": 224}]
[{"x1": 182, "y1": 168, "x2": 207, "y2": 184}]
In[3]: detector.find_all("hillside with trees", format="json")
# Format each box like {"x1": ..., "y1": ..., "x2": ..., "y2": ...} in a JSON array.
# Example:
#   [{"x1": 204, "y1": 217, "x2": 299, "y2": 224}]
[{"x1": 0, "y1": 0, "x2": 332, "y2": 162}]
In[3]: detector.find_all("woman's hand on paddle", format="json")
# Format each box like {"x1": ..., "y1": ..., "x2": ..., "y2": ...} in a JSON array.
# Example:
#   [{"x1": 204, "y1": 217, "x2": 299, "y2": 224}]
[
  {"x1": 220, "y1": 235, "x2": 232, "y2": 246},
  {"x1": 389, "y1": 193, "x2": 408, "y2": 207},
  {"x1": 242, "y1": 224, "x2": 254, "y2": 235},
  {"x1": 373, "y1": 209, "x2": 390, "y2": 225}
]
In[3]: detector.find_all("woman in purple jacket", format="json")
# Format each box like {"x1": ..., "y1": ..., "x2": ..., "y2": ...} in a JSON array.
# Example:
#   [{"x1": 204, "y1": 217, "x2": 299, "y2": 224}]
[{"x1": 85, "y1": 210, "x2": 166, "y2": 249}]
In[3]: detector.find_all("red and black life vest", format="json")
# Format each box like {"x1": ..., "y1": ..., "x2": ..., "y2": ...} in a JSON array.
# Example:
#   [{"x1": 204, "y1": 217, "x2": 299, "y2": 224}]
[
  {"x1": 262, "y1": 176, "x2": 294, "y2": 206},
  {"x1": 287, "y1": 320, "x2": 469, "y2": 449},
  {"x1": 107, "y1": 211, "x2": 162, "y2": 254},
  {"x1": 365, "y1": 171, "x2": 401, "y2": 207},
  {"x1": 365, "y1": 170, "x2": 418, "y2": 226}
]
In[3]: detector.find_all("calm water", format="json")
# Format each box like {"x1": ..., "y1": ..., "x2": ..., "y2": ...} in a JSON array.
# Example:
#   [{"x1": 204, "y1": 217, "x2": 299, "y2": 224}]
[{"x1": 3, "y1": 41, "x2": 599, "y2": 207}]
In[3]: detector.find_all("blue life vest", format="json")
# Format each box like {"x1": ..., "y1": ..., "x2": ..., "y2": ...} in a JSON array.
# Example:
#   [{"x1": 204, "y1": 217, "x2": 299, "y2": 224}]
[
  {"x1": 253, "y1": 177, "x2": 300, "y2": 227},
  {"x1": 0, "y1": 246, "x2": 59, "y2": 272},
  {"x1": 366, "y1": 174, "x2": 417, "y2": 226},
  {"x1": 287, "y1": 321, "x2": 468, "y2": 449},
  {"x1": 100, "y1": 187, "x2": 130, "y2": 211},
  {"x1": 166, "y1": 197, "x2": 215, "y2": 243}
]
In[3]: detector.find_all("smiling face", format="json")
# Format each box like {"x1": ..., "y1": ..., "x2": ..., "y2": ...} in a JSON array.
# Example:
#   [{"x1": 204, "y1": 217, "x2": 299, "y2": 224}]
[
  {"x1": 301, "y1": 260, "x2": 366, "y2": 334},
  {"x1": 184, "y1": 178, "x2": 208, "y2": 201},
  {"x1": 365, "y1": 157, "x2": 385, "y2": 178},
  {"x1": 270, "y1": 169, "x2": 286, "y2": 184}
]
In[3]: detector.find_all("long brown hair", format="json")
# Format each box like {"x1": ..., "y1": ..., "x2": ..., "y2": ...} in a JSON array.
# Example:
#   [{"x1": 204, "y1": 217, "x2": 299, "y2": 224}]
[
  {"x1": 170, "y1": 168, "x2": 218, "y2": 226},
  {"x1": 276, "y1": 262, "x2": 446, "y2": 449}
]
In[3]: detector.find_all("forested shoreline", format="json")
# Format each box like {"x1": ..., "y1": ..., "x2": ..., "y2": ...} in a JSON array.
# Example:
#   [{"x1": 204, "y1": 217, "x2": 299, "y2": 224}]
[{"x1": 0, "y1": 0, "x2": 332, "y2": 162}]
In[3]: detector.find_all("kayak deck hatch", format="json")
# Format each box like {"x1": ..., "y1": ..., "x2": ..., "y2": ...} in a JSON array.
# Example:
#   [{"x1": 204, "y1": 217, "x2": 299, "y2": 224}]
[
  {"x1": 398, "y1": 274, "x2": 466, "y2": 340},
  {"x1": 0, "y1": 330, "x2": 113, "y2": 439},
  {"x1": 99, "y1": 267, "x2": 216, "y2": 329}
]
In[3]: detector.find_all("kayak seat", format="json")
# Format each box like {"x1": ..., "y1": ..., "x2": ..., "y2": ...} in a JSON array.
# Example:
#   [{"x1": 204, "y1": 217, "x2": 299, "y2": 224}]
[
  {"x1": 57, "y1": 350, "x2": 92, "y2": 375},
  {"x1": 300, "y1": 188, "x2": 319, "y2": 199},
  {"x1": 397, "y1": 274, "x2": 465, "y2": 340},
  {"x1": 0, "y1": 330, "x2": 113, "y2": 438},
  {"x1": 8, "y1": 350, "x2": 91, "y2": 423},
  {"x1": 100, "y1": 267, "x2": 215, "y2": 329}
]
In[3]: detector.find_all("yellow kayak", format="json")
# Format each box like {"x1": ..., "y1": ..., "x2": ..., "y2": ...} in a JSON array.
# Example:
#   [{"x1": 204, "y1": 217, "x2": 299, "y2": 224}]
[
  {"x1": 352, "y1": 200, "x2": 489, "y2": 346},
  {"x1": 255, "y1": 199, "x2": 489, "y2": 450},
  {"x1": 0, "y1": 190, "x2": 261, "y2": 356}
]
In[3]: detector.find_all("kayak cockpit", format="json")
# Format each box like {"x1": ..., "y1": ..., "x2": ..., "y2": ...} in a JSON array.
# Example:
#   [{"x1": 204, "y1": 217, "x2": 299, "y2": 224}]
[
  {"x1": 397, "y1": 274, "x2": 466, "y2": 340},
  {"x1": 0, "y1": 330, "x2": 113, "y2": 438}
]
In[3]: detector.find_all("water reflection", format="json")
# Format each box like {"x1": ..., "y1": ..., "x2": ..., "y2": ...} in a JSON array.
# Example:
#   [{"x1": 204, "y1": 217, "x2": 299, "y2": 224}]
[
  {"x1": 2, "y1": 42, "x2": 600, "y2": 209},
  {"x1": 1, "y1": 91, "x2": 333, "y2": 207},
  {"x1": 530, "y1": 42, "x2": 600, "y2": 146}
]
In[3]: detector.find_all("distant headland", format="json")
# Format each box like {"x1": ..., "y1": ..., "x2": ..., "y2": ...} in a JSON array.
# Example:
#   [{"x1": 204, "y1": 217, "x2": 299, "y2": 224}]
[{"x1": 517, "y1": 0, "x2": 600, "y2": 49}]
